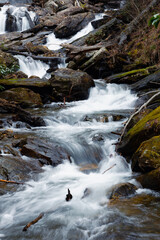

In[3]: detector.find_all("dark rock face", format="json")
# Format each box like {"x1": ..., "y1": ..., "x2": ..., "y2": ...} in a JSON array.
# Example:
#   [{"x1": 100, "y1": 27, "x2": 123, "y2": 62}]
[
  {"x1": 20, "y1": 138, "x2": 69, "y2": 166},
  {"x1": 0, "y1": 98, "x2": 45, "y2": 127},
  {"x1": 54, "y1": 12, "x2": 94, "y2": 38},
  {"x1": 137, "y1": 168, "x2": 160, "y2": 191},
  {"x1": 132, "y1": 136, "x2": 160, "y2": 173},
  {"x1": 108, "y1": 183, "x2": 137, "y2": 200},
  {"x1": 50, "y1": 68, "x2": 95, "y2": 101},
  {"x1": 131, "y1": 70, "x2": 160, "y2": 92},
  {"x1": 5, "y1": 10, "x2": 18, "y2": 32}
]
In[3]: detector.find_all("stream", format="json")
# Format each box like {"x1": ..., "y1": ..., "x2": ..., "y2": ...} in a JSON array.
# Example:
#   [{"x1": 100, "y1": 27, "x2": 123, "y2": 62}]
[{"x1": 0, "y1": 1, "x2": 160, "y2": 240}]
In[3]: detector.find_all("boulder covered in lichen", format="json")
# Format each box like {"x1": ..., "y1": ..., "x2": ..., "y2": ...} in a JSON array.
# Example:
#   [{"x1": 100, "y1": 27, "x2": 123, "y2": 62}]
[
  {"x1": 117, "y1": 106, "x2": 160, "y2": 157},
  {"x1": 132, "y1": 135, "x2": 160, "y2": 172}
]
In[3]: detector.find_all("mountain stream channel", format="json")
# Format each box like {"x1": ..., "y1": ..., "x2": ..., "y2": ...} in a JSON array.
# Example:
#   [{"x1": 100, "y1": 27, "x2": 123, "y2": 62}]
[{"x1": 0, "y1": 1, "x2": 160, "y2": 240}]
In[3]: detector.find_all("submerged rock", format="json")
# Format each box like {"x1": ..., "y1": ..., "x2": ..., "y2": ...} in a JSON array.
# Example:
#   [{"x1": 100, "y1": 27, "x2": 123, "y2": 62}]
[
  {"x1": 50, "y1": 68, "x2": 95, "y2": 101},
  {"x1": 108, "y1": 182, "x2": 137, "y2": 200},
  {"x1": 132, "y1": 136, "x2": 160, "y2": 173}
]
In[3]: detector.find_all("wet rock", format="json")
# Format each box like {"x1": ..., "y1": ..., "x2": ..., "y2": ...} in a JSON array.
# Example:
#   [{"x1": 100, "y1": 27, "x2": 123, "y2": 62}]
[
  {"x1": 117, "y1": 106, "x2": 160, "y2": 157},
  {"x1": 20, "y1": 138, "x2": 69, "y2": 166},
  {"x1": 108, "y1": 183, "x2": 137, "y2": 200},
  {"x1": 50, "y1": 68, "x2": 95, "y2": 101},
  {"x1": 5, "y1": 10, "x2": 17, "y2": 32},
  {"x1": 0, "y1": 155, "x2": 42, "y2": 195},
  {"x1": 54, "y1": 12, "x2": 94, "y2": 38},
  {"x1": 91, "y1": 16, "x2": 110, "y2": 29},
  {"x1": 137, "y1": 168, "x2": 160, "y2": 191},
  {"x1": 132, "y1": 136, "x2": 160, "y2": 173},
  {"x1": 0, "y1": 87, "x2": 43, "y2": 108},
  {"x1": 131, "y1": 69, "x2": 160, "y2": 91},
  {"x1": 0, "y1": 98, "x2": 45, "y2": 126},
  {"x1": 81, "y1": 188, "x2": 92, "y2": 199},
  {"x1": 135, "y1": 90, "x2": 160, "y2": 110},
  {"x1": 14, "y1": 110, "x2": 45, "y2": 127}
]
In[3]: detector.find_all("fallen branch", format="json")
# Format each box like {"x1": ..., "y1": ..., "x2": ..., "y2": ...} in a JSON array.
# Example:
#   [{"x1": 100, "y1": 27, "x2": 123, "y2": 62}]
[
  {"x1": 23, "y1": 213, "x2": 44, "y2": 232},
  {"x1": 119, "y1": 91, "x2": 160, "y2": 143},
  {"x1": 7, "y1": 50, "x2": 62, "y2": 63},
  {"x1": 111, "y1": 131, "x2": 121, "y2": 136},
  {"x1": 102, "y1": 164, "x2": 116, "y2": 174},
  {"x1": 61, "y1": 42, "x2": 113, "y2": 54},
  {"x1": 0, "y1": 179, "x2": 24, "y2": 185}
]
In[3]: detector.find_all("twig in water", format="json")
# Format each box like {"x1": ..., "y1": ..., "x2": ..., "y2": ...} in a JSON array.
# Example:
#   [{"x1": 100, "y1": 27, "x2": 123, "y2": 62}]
[
  {"x1": 23, "y1": 213, "x2": 44, "y2": 232},
  {"x1": 102, "y1": 164, "x2": 116, "y2": 174},
  {"x1": 0, "y1": 179, "x2": 24, "y2": 185},
  {"x1": 111, "y1": 131, "x2": 121, "y2": 136}
]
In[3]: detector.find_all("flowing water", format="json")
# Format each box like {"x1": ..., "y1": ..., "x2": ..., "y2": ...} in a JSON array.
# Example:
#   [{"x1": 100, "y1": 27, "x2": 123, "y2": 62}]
[
  {"x1": 0, "y1": 2, "x2": 160, "y2": 240},
  {"x1": 0, "y1": 5, "x2": 36, "y2": 34},
  {"x1": 15, "y1": 55, "x2": 50, "y2": 79}
]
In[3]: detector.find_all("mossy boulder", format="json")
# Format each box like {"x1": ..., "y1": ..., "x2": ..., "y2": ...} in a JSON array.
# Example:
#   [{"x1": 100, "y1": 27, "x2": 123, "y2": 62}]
[
  {"x1": 108, "y1": 182, "x2": 137, "y2": 200},
  {"x1": 137, "y1": 168, "x2": 160, "y2": 191},
  {"x1": 85, "y1": 18, "x2": 123, "y2": 45},
  {"x1": 132, "y1": 136, "x2": 160, "y2": 172},
  {"x1": 105, "y1": 68, "x2": 150, "y2": 84},
  {"x1": 117, "y1": 106, "x2": 160, "y2": 157},
  {"x1": 49, "y1": 68, "x2": 95, "y2": 101},
  {"x1": 0, "y1": 88, "x2": 43, "y2": 108},
  {"x1": 0, "y1": 78, "x2": 52, "y2": 102}
]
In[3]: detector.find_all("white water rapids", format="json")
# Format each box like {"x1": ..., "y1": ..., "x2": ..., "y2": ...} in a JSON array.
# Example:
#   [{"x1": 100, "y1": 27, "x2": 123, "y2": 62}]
[{"x1": 0, "y1": 81, "x2": 139, "y2": 240}]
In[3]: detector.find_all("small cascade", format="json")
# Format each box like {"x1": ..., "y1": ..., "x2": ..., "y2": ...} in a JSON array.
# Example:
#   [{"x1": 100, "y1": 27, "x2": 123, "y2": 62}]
[
  {"x1": 0, "y1": 4, "x2": 36, "y2": 34},
  {"x1": 15, "y1": 55, "x2": 50, "y2": 79},
  {"x1": 46, "y1": 13, "x2": 105, "y2": 51}
]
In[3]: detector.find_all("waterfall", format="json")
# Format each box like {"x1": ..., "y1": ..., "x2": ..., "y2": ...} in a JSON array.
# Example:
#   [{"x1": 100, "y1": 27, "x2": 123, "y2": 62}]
[
  {"x1": 0, "y1": 5, "x2": 36, "y2": 34},
  {"x1": 15, "y1": 55, "x2": 50, "y2": 79}
]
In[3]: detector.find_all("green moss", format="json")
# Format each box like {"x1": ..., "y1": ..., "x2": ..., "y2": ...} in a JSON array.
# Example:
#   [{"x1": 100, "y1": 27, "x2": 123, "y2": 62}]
[{"x1": 128, "y1": 106, "x2": 160, "y2": 138}]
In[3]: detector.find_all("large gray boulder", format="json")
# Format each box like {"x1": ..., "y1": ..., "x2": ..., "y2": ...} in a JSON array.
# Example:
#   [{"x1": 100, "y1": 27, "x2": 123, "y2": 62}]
[
  {"x1": 54, "y1": 12, "x2": 94, "y2": 38},
  {"x1": 49, "y1": 68, "x2": 95, "y2": 101}
]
